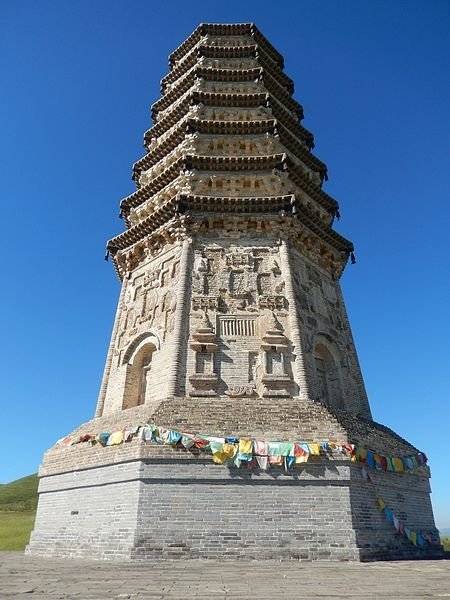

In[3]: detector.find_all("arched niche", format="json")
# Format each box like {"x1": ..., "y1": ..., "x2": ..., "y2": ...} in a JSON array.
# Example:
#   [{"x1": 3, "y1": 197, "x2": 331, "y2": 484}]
[
  {"x1": 313, "y1": 336, "x2": 344, "y2": 410},
  {"x1": 122, "y1": 332, "x2": 161, "y2": 410}
]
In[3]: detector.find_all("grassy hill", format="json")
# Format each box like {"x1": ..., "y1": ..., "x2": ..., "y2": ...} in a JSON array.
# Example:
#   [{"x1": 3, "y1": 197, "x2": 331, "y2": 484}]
[
  {"x1": 0, "y1": 474, "x2": 38, "y2": 550},
  {"x1": 0, "y1": 474, "x2": 38, "y2": 512}
]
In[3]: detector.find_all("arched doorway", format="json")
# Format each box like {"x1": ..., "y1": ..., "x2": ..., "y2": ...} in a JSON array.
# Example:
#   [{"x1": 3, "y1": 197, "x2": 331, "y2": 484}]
[
  {"x1": 122, "y1": 332, "x2": 160, "y2": 410},
  {"x1": 313, "y1": 342, "x2": 343, "y2": 409}
]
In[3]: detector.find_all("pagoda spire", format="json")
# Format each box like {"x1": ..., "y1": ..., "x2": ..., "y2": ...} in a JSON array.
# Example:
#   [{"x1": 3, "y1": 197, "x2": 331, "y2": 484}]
[{"x1": 107, "y1": 23, "x2": 351, "y2": 283}]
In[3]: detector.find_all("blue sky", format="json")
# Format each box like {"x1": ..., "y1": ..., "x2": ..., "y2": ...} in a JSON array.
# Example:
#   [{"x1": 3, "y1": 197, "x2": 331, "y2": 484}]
[{"x1": 1, "y1": 1, "x2": 449, "y2": 528}]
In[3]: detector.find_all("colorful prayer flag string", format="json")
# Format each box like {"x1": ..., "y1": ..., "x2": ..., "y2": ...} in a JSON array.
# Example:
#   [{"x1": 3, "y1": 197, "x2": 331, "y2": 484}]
[
  {"x1": 377, "y1": 497, "x2": 431, "y2": 547},
  {"x1": 353, "y1": 447, "x2": 427, "y2": 473},
  {"x1": 360, "y1": 467, "x2": 434, "y2": 548},
  {"x1": 56, "y1": 423, "x2": 427, "y2": 473},
  {"x1": 55, "y1": 423, "x2": 433, "y2": 549}
]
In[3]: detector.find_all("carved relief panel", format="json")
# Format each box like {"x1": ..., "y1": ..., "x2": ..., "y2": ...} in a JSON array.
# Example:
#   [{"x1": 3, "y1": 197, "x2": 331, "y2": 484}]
[
  {"x1": 193, "y1": 134, "x2": 281, "y2": 158},
  {"x1": 192, "y1": 171, "x2": 293, "y2": 197},
  {"x1": 193, "y1": 106, "x2": 272, "y2": 123},
  {"x1": 192, "y1": 245, "x2": 287, "y2": 314},
  {"x1": 290, "y1": 247, "x2": 366, "y2": 411},
  {"x1": 200, "y1": 57, "x2": 259, "y2": 70},
  {"x1": 189, "y1": 242, "x2": 293, "y2": 397},
  {"x1": 116, "y1": 248, "x2": 181, "y2": 359},
  {"x1": 201, "y1": 35, "x2": 255, "y2": 47},
  {"x1": 202, "y1": 81, "x2": 265, "y2": 95}
]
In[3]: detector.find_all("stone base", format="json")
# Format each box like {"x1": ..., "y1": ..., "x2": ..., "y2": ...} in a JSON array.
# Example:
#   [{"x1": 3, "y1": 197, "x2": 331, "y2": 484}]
[{"x1": 26, "y1": 397, "x2": 443, "y2": 561}]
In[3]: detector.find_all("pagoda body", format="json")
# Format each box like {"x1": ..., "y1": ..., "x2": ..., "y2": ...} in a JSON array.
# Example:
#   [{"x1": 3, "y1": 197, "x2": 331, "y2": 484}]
[{"x1": 27, "y1": 24, "x2": 440, "y2": 561}]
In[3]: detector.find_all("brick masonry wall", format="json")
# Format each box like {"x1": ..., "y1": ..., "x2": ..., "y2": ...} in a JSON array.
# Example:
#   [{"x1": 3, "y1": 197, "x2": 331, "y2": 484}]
[
  {"x1": 133, "y1": 462, "x2": 360, "y2": 561},
  {"x1": 27, "y1": 456, "x2": 439, "y2": 561},
  {"x1": 26, "y1": 462, "x2": 142, "y2": 560},
  {"x1": 349, "y1": 469, "x2": 439, "y2": 560}
]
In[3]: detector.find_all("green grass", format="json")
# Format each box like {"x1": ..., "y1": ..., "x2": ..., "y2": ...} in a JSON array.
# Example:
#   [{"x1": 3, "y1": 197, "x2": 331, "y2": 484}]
[
  {"x1": 0, "y1": 512, "x2": 36, "y2": 550},
  {"x1": 0, "y1": 474, "x2": 38, "y2": 512},
  {"x1": 442, "y1": 537, "x2": 450, "y2": 552},
  {"x1": 0, "y1": 473, "x2": 38, "y2": 550}
]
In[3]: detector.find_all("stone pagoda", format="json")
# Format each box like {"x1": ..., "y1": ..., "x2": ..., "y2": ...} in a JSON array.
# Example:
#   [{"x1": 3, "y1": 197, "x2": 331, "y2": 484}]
[{"x1": 27, "y1": 23, "x2": 441, "y2": 561}]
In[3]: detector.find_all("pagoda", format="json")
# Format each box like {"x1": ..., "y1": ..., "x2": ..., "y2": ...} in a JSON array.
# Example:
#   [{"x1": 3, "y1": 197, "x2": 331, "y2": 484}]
[{"x1": 27, "y1": 23, "x2": 441, "y2": 561}]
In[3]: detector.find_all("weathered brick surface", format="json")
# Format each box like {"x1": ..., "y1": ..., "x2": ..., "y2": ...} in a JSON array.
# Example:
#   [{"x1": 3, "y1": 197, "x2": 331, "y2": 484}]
[
  {"x1": 27, "y1": 453, "x2": 440, "y2": 561},
  {"x1": 40, "y1": 394, "x2": 420, "y2": 478}
]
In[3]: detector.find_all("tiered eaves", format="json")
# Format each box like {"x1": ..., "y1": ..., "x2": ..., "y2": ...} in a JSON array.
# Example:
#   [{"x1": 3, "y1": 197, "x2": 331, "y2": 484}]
[{"x1": 107, "y1": 23, "x2": 352, "y2": 276}]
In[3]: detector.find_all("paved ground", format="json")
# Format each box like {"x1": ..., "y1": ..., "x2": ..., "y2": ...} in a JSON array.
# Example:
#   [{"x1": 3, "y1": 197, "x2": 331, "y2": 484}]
[{"x1": 1, "y1": 552, "x2": 449, "y2": 599}]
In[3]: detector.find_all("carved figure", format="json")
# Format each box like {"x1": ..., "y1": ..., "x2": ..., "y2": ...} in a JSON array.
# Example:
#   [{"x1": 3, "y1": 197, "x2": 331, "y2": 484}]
[
  {"x1": 217, "y1": 266, "x2": 231, "y2": 292},
  {"x1": 163, "y1": 290, "x2": 177, "y2": 335},
  {"x1": 269, "y1": 258, "x2": 281, "y2": 273},
  {"x1": 192, "y1": 254, "x2": 208, "y2": 294},
  {"x1": 142, "y1": 288, "x2": 159, "y2": 324},
  {"x1": 274, "y1": 279, "x2": 285, "y2": 294}
]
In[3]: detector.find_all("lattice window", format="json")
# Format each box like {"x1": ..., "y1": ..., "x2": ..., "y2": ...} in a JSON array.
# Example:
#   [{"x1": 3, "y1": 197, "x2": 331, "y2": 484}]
[{"x1": 219, "y1": 316, "x2": 256, "y2": 337}]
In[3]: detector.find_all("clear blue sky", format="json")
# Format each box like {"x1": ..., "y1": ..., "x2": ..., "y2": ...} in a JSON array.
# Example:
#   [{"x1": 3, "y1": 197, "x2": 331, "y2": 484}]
[{"x1": 1, "y1": 1, "x2": 449, "y2": 529}]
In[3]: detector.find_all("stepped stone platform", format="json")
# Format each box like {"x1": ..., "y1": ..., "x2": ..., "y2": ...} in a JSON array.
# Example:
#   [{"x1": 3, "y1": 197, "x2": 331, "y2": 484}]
[{"x1": 26, "y1": 398, "x2": 442, "y2": 561}]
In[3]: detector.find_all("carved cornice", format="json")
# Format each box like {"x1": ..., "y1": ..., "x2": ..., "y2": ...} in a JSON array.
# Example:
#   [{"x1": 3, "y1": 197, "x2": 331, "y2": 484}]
[
  {"x1": 133, "y1": 123, "x2": 186, "y2": 180},
  {"x1": 277, "y1": 123, "x2": 326, "y2": 175},
  {"x1": 134, "y1": 117, "x2": 278, "y2": 182},
  {"x1": 134, "y1": 120, "x2": 325, "y2": 188},
  {"x1": 286, "y1": 160, "x2": 337, "y2": 211},
  {"x1": 108, "y1": 211, "x2": 351, "y2": 282},
  {"x1": 186, "y1": 214, "x2": 351, "y2": 278},
  {"x1": 124, "y1": 152, "x2": 334, "y2": 228},
  {"x1": 110, "y1": 216, "x2": 190, "y2": 280},
  {"x1": 169, "y1": 24, "x2": 284, "y2": 66},
  {"x1": 162, "y1": 43, "x2": 294, "y2": 95},
  {"x1": 123, "y1": 152, "x2": 286, "y2": 215},
  {"x1": 147, "y1": 105, "x2": 310, "y2": 160},
  {"x1": 146, "y1": 90, "x2": 302, "y2": 142},
  {"x1": 152, "y1": 66, "x2": 301, "y2": 117}
]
